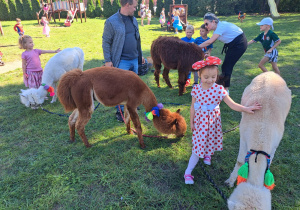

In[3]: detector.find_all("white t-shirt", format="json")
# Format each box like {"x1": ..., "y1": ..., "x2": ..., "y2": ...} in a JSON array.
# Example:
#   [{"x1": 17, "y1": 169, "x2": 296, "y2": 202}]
[{"x1": 213, "y1": 21, "x2": 243, "y2": 44}]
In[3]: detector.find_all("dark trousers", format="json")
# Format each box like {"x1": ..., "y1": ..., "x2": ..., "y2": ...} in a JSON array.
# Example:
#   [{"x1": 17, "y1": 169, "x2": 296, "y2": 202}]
[{"x1": 221, "y1": 33, "x2": 247, "y2": 87}]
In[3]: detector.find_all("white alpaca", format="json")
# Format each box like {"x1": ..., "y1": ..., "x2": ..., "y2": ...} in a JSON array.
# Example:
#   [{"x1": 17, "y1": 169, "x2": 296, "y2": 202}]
[
  {"x1": 20, "y1": 47, "x2": 84, "y2": 108},
  {"x1": 226, "y1": 72, "x2": 291, "y2": 210}
]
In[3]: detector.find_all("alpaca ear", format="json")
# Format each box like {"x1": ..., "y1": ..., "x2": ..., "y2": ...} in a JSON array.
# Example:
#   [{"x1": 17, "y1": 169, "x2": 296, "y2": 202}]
[
  {"x1": 173, "y1": 119, "x2": 178, "y2": 125},
  {"x1": 176, "y1": 109, "x2": 181, "y2": 114}
]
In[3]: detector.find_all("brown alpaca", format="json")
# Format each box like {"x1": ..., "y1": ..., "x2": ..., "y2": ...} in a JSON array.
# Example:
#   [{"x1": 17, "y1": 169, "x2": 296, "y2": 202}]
[
  {"x1": 57, "y1": 67, "x2": 187, "y2": 148},
  {"x1": 151, "y1": 36, "x2": 205, "y2": 96}
]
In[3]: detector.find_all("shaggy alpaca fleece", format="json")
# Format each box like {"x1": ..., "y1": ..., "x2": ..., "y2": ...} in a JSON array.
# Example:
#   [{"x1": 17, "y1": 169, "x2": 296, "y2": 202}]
[
  {"x1": 57, "y1": 67, "x2": 187, "y2": 148},
  {"x1": 225, "y1": 72, "x2": 291, "y2": 209},
  {"x1": 19, "y1": 47, "x2": 84, "y2": 108},
  {"x1": 228, "y1": 182, "x2": 271, "y2": 210},
  {"x1": 151, "y1": 36, "x2": 204, "y2": 95}
]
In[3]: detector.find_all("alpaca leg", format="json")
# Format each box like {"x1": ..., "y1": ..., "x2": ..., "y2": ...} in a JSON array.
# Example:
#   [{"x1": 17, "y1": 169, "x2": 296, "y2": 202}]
[
  {"x1": 225, "y1": 139, "x2": 247, "y2": 187},
  {"x1": 124, "y1": 105, "x2": 133, "y2": 135},
  {"x1": 75, "y1": 109, "x2": 93, "y2": 148},
  {"x1": 178, "y1": 69, "x2": 187, "y2": 96},
  {"x1": 154, "y1": 63, "x2": 162, "y2": 87},
  {"x1": 162, "y1": 67, "x2": 172, "y2": 88},
  {"x1": 69, "y1": 109, "x2": 79, "y2": 142},
  {"x1": 51, "y1": 82, "x2": 57, "y2": 103},
  {"x1": 127, "y1": 106, "x2": 145, "y2": 148}
]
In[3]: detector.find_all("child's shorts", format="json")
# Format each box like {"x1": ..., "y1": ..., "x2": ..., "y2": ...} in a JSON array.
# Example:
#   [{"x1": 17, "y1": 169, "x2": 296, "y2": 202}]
[{"x1": 264, "y1": 48, "x2": 278, "y2": 63}]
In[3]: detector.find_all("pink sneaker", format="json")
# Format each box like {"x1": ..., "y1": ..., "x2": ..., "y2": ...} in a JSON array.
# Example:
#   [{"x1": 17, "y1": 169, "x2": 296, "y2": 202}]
[
  {"x1": 184, "y1": 174, "x2": 194, "y2": 184},
  {"x1": 203, "y1": 155, "x2": 211, "y2": 165}
]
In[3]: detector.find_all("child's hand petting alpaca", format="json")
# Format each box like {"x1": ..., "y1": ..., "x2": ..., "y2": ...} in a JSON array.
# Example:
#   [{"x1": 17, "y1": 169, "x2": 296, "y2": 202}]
[
  {"x1": 55, "y1": 48, "x2": 61, "y2": 53},
  {"x1": 244, "y1": 102, "x2": 262, "y2": 114}
]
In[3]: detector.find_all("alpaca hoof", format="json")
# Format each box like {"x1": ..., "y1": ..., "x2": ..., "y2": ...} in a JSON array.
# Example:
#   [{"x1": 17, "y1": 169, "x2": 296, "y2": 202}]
[{"x1": 225, "y1": 178, "x2": 234, "y2": 187}]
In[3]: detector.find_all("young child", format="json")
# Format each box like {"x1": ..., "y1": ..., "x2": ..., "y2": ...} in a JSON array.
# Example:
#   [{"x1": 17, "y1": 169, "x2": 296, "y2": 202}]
[
  {"x1": 194, "y1": 24, "x2": 213, "y2": 56},
  {"x1": 172, "y1": 9, "x2": 183, "y2": 34},
  {"x1": 159, "y1": 8, "x2": 165, "y2": 27},
  {"x1": 147, "y1": 9, "x2": 152, "y2": 25},
  {"x1": 41, "y1": 16, "x2": 50, "y2": 37},
  {"x1": 14, "y1": 18, "x2": 24, "y2": 36},
  {"x1": 181, "y1": 25, "x2": 196, "y2": 87},
  {"x1": 19, "y1": 35, "x2": 61, "y2": 88},
  {"x1": 184, "y1": 56, "x2": 261, "y2": 184},
  {"x1": 248, "y1": 17, "x2": 281, "y2": 74}
]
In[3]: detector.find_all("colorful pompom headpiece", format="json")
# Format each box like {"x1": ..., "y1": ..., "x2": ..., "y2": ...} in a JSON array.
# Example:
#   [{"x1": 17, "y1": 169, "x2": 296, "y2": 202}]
[
  {"x1": 192, "y1": 56, "x2": 222, "y2": 70},
  {"x1": 237, "y1": 149, "x2": 275, "y2": 190},
  {"x1": 145, "y1": 103, "x2": 164, "y2": 122},
  {"x1": 42, "y1": 83, "x2": 55, "y2": 97}
]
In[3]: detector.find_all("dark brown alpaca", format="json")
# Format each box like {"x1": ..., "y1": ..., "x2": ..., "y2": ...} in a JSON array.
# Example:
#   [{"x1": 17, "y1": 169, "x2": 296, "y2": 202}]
[
  {"x1": 151, "y1": 36, "x2": 205, "y2": 95},
  {"x1": 57, "y1": 67, "x2": 187, "y2": 148}
]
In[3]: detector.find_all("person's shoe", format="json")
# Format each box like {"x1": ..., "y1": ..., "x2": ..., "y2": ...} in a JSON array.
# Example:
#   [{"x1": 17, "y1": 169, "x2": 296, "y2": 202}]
[
  {"x1": 116, "y1": 111, "x2": 124, "y2": 122},
  {"x1": 203, "y1": 155, "x2": 211, "y2": 165},
  {"x1": 184, "y1": 174, "x2": 194, "y2": 184},
  {"x1": 185, "y1": 79, "x2": 191, "y2": 87},
  {"x1": 175, "y1": 32, "x2": 178, "y2": 34}
]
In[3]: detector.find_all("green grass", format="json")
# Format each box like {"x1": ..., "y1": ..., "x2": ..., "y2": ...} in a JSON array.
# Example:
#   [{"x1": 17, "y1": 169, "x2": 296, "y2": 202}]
[{"x1": 0, "y1": 13, "x2": 300, "y2": 209}]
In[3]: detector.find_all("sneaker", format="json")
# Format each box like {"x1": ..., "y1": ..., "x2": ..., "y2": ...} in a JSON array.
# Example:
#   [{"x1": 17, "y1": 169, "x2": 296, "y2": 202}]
[
  {"x1": 185, "y1": 79, "x2": 191, "y2": 87},
  {"x1": 203, "y1": 155, "x2": 211, "y2": 165},
  {"x1": 184, "y1": 174, "x2": 194, "y2": 184},
  {"x1": 116, "y1": 111, "x2": 124, "y2": 122}
]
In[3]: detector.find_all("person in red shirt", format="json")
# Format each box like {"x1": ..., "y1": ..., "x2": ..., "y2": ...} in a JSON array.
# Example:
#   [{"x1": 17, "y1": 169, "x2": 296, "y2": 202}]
[{"x1": 14, "y1": 18, "x2": 24, "y2": 36}]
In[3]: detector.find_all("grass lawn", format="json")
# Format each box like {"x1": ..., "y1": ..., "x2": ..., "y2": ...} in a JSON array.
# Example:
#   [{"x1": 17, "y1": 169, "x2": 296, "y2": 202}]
[{"x1": 0, "y1": 13, "x2": 299, "y2": 209}]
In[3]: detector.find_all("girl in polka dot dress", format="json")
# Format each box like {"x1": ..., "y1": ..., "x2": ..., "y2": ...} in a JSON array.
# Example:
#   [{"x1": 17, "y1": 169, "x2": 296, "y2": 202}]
[{"x1": 184, "y1": 56, "x2": 261, "y2": 184}]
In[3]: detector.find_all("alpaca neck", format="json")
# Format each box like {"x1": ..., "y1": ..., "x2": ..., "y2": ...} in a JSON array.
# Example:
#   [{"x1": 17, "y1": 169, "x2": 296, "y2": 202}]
[
  {"x1": 41, "y1": 69, "x2": 54, "y2": 86},
  {"x1": 141, "y1": 87, "x2": 158, "y2": 112}
]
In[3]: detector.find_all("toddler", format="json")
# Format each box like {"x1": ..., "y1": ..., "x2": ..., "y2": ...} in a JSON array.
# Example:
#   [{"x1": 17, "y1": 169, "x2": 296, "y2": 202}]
[
  {"x1": 159, "y1": 8, "x2": 165, "y2": 27},
  {"x1": 41, "y1": 16, "x2": 50, "y2": 37},
  {"x1": 184, "y1": 56, "x2": 261, "y2": 184},
  {"x1": 14, "y1": 18, "x2": 24, "y2": 36},
  {"x1": 248, "y1": 17, "x2": 281, "y2": 74},
  {"x1": 147, "y1": 9, "x2": 151, "y2": 25},
  {"x1": 194, "y1": 24, "x2": 213, "y2": 56},
  {"x1": 172, "y1": 10, "x2": 183, "y2": 34},
  {"x1": 180, "y1": 25, "x2": 196, "y2": 87},
  {"x1": 19, "y1": 35, "x2": 61, "y2": 88}
]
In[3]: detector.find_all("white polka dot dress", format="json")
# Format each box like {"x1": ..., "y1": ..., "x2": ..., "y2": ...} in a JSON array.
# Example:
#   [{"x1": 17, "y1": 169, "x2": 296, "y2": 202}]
[{"x1": 191, "y1": 83, "x2": 228, "y2": 158}]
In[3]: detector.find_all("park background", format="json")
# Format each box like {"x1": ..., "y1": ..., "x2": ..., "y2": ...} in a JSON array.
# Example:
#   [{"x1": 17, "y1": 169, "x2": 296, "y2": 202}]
[{"x1": 0, "y1": 0, "x2": 300, "y2": 209}]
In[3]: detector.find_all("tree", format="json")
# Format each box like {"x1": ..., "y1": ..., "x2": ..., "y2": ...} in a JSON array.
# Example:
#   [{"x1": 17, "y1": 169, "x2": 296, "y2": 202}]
[
  {"x1": 94, "y1": 0, "x2": 102, "y2": 17},
  {"x1": 0, "y1": 0, "x2": 9, "y2": 21},
  {"x1": 86, "y1": 0, "x2": 96, "y2": 17},
  {"x1": 22, "y1": 0, "x2": 33, "y2": 20},
  {"x1": 31, "y1": 0, "x2": 40, "y2": 19},
  {"x1": 8, "y1": 0, "x2": 17, "y2": 20},
  {"x1": 102, "y1": 0, "x2": 114, "y2": 17},
  {"x1": 111, "y1": 0, "x2": 120, "y2": 13},
  {"x1": 156, "y1": 0, "x2": 164, "y2": 17},
  {"x1": 15, "y1": 0, "x2": 24, "y2": 19}
]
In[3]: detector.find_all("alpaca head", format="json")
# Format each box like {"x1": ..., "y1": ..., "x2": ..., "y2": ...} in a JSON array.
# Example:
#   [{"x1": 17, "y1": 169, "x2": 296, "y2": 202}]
[
  {"x1": 228, "y1": 182, "x2": 271, "y2": 210},
  {"x1": 19, "y1": 88, "x2": 45, "y2": 108},
  {"x1": 153, "y1": 109, "x2": 187, "y2": 137}
]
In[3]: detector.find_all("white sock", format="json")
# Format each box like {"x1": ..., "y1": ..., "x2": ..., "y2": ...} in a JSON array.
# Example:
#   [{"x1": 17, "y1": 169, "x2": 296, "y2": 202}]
[{"x1": 185, "y1": 153, "x2": 199, "y2": 175}]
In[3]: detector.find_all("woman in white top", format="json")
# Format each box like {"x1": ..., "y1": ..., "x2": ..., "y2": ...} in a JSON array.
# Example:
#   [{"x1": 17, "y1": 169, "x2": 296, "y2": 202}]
[
  {"x1": 199, "y1": 13, "x2": 247, "y2": 91},
  {"x1": 140, "y1": 0, "x2": 146, "y2": 26}
]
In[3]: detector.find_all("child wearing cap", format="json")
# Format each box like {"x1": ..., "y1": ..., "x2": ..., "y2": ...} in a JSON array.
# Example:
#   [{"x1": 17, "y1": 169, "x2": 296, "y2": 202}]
[
  {"x1": 183, "y1": 56, "x2": 262, "y2": 184},
  {"x1": 248, "y1": 17, "x2": 281, "y2": 74}
]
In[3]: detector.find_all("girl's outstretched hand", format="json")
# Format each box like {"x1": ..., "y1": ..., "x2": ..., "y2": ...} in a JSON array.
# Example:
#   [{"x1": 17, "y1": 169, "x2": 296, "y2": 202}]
[
  {"x1": 55, "y1": 48, "x2": 61, "y2": 53},
  {"x1": 245, "y1": 102, "x2": 262, "y2": 114}
]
